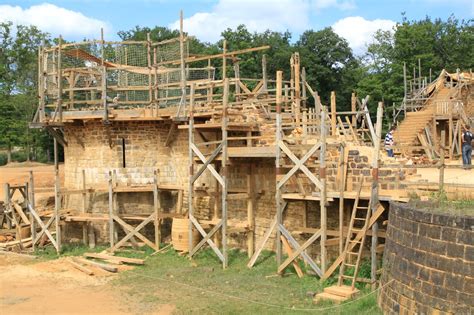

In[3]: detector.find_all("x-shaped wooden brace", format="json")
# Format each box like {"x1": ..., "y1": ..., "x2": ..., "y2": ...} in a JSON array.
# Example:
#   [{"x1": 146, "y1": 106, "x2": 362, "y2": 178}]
[
  {"x1": 277, "y1": 140, "x2": 323, "y2": 191},
  {"x1": 189, "y1": 215, "x2": 224, "y2": 261},
  {"x1": 27, "y1": 203, "x2": 58, "y2": 250},
  {"x1": 110, "y1": 214, "x2": 157, "y2": 252},
  {"x1": 189, "y1": 141, "x2": 225, "y2": 263},
  {"x1": 278, "y1": 224, "x2": 323, "y2": 277}
]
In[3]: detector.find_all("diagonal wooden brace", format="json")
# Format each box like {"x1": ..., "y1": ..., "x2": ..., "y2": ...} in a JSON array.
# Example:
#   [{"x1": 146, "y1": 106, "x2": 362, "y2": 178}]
[
  {"x1": 279, "y1": 224, "x2": 323, "y2": 277},
  {"x1": 111, "y1": 214, "x2": 157, "y2": 251},
  {"x1": 278, "y1": 229, "x2": 322, "y2": 274},
  {"x1": 277, "y1": 140, "x2": 323, "y2": 191},
  {"x1": 189, "y1": 215, "x2": 225, "y2": 262},
  {"x1": 27, "y1": 203, "x2": 58, "y2": 249},
  {"x1": 191, "y1": 143, "x2": 225, "y2": 186},
  {"x1": 189, "y1": 219, "x2": 223, "y2": 256},
  {"x1": 191, "y1": 142, "x2": 224, "y2": 184}
]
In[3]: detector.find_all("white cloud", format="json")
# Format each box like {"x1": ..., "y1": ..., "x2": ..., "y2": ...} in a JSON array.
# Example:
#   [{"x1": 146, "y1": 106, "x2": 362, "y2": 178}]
[
  {"x1": 0, "y1": 3, "x2": 110, "y2": 38},
  {"x1": 332, "y1": 16, "x2": 395, "y2": 54},
  {"x1": 170, "y1": 0, "x2": 360, "y2": 43}
]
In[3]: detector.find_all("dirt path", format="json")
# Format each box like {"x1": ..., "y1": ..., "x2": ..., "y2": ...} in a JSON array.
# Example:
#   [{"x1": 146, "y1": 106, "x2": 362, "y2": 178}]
[{"x1": 0, "y1": 254, "x2": 174, "y2": 315}]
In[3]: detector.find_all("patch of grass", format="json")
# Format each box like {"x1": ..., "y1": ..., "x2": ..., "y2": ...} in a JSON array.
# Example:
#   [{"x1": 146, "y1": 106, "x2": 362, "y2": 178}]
[
  {"x1": 34, "y1": 244, "x2": 108, "y2": 260},
  {"x1": 111, "y1": 248, "x2": 382, "y2": 314}
]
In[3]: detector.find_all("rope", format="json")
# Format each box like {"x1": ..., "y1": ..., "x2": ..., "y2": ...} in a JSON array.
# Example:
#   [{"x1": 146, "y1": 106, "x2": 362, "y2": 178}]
[{"x1": 126, "y1": 269, "x2": 394, "y2": 312}]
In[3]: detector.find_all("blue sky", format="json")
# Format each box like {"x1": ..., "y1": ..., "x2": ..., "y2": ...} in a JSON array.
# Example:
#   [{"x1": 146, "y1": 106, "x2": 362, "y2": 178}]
[{"x1": 0, "y1": 0, "x2": 472, "y2": 53}]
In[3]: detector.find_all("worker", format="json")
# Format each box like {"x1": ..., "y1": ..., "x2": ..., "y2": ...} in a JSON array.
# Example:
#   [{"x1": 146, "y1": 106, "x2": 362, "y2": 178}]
[
  {"x1": 462, "y1": 125, "x2": 473, "y2": 169},
  {"x1": 384, "y1": 126, "x2": 396, "y2": 157}
]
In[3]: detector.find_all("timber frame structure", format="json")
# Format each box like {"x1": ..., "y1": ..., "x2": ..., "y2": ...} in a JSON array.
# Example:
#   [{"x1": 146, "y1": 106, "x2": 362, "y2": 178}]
[{"x1": 4, "y1": 11, "x2": 468, "y2": 291}]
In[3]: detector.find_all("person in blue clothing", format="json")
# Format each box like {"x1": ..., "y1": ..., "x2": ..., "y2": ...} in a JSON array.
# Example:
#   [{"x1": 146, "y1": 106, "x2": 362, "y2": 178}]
[
  {"x1": 462, "y1": 125, "x2": 473, "y2": 169},
  {"x1": 384, "y1": 126, "x2": 396, "y2": 157}
]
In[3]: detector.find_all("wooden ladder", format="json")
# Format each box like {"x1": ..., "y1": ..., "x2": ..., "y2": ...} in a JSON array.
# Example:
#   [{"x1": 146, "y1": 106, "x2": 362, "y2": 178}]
[{"x1": 337, "y1": 179, "x2": 371, "y2": 289}]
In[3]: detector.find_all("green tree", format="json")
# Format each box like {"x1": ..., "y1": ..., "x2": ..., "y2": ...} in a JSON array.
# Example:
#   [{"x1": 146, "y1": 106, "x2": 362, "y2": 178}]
[
  {"x1": 0, "y1": 22, "x2": 50, "y2": 163},
  {"x1": 296, "y1": 28, "x2": 360, "y2": 110}
]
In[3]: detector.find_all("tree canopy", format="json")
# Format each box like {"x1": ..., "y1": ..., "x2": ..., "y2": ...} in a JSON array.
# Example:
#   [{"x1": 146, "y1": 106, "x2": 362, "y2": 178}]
[{"x1": 0, "y1": 14, "x2": 472, "y2": 164}]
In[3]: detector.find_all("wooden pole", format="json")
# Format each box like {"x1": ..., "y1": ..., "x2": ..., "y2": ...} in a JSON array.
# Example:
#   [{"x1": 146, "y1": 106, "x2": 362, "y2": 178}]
[
  {"x1": 222, "y1": 40, "x2": 227, "y2": 80},
  {"x1": 247, "y1": 164, "x2": 255, "y2": 257},
  {"x1": 262, "y1": 54, "x2": 267, "y2": 92},
  {"x1": 301, "y1": 67, "x2": 307, "y2": 109},
  {"x1": 57, "y1": 36, "x2": 63, "y2": 122},
  {"x1": 108, "y1": 170, "x2": 114, "y2": 248},
  {"x1": 276, "y1": 70, "x2": 283, "y2": 266},
  {"x1": 147, "y1": 33, "x2": 153, "y2": 105},
  {"x1": 153, "y1": 169, "x2": 161, "y2": 249},
  {"x1": 234, "y1": 62, "x2": 240, "y2": 101},
  {"x1": 371, "y1": 102, "x2": 383, "y2": 288},
  {"x1": 4, "y1": 183, "x2": 11, "y2": 229},
  {"x1": 330, "y1": 91, "x2": 337, "y2": 136},
  {"x1": 82, "y1": 169, "x2": 87, "y2": 245},
  {"x1": 29, "y1": 171, "x2": 36, "y2": 249},
  {"x1": 351, "y1": 92, "x2": 357, "y2": 127},
  {"x1": 439, "y1": 130, "x2": 446, "y2": 193},
  {"x1": 294, "y1": 53, "x2": 301, "y2": 127},
  {"x1": 188, "y1": 83, "x2": 195, "y2": 253},
  {"x1": 221, "y1": 78, "x2": 229, "y2": 268},
  {"x1": 54, "y1": 138, "x2": 60, "y2": 253},
  {"x1": 100, "y1": 29, "x2": 108, "y2": 123},
  {"x1": 338, "y1": 144, "x2": 345, "y2": 255},
  {"x1": 320, "y1": 107, "x2": 327, "y2": 273},
  {"x1": 178, "y1": 10, "x2": 186, "y2": 117}
]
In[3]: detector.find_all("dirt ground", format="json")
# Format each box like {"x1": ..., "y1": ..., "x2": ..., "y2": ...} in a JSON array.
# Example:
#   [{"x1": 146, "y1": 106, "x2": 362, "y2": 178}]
[
  {"x1": 0, "y1": 162, "x2": 62, "y2": 204},
  {"x1": 0, "y1": 254, "x2": 175, "y2": 315}
]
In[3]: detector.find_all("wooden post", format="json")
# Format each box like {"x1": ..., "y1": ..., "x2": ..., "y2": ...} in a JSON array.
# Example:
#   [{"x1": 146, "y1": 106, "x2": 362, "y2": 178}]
[
  {"x1": 294, "y1": 53, "x2": 301, "y2": 127},
  {"x1": 147, "y1": 33, "x2": 153, "y2": 105},
  {"x1": 178, "y1": 10, "x2": 187, "y2": 117},
  {"x1": 338, "y1": 144, "x2": 345, "y2": 255},
  {"x1": 81, "y1": 169, "x2": 87, "y2": 245},
  {"x1": 108, "y1": 170, "x2": 114, "y2": 248},
  {"x1": 276, "y1": 70, "x2": 283, "y2": 266},
  {"x1": 320, "y1": 107, "x2": 327, "y2": 273},
  {"x1": 234, "y1": 62, "x2": 240, "y2": 101},
  {"x1": 4, "y1": 183, "x2": 11, "y2": 229},
  {"x1": 221, "y1": 78, "x2": 229, "y2": 268},
  {"x1": 247, "y1": 165, "x2": 255, "y2": 257},
  {"x1": 57, "y1": 36, "x2": 63, "y2": 122},
  {"x1": 331, "y1": 91, "x2": 337, "y2": 136},
  {"x1": 301, "y1": 67, "x2": 307, "y2": 109},
  {"x1": 29, "y1": 171, "x2": 36, "y2": 249},
  {"x1": 351, "y1": 93, "x2": 357, "y2": 127},
  {"x1": 222, "y1": 40, "x2": 227, "y2": 80},
  {"x1": 100, "y1": 29, "x2": 108, "y2": 123},
  {"x1": 370, "y1": 102, "x2": 383, "y2": 288},
  {"x1": 153, "y1": 169, "x2": 161, "y2": 249},
  {"x1": 262, "y1": 54, "x2": 267, "y2": 92},
  {"x1": 54, "y1": 138, "x2": 60, "y2": 253},
  {"x1": 439, "y1": 130, "x2": 446, "y2": 193},
  {"x1": 188, "y1": 84, "x2": 195, "y2": 253},
  {"x1": 448, "y1": 106, "x2": 453, "y2": 159}
]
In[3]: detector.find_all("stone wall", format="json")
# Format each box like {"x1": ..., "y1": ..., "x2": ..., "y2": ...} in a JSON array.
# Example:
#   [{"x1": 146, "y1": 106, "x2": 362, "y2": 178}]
[
  {"x1": 379, "y1": 202, "x2": 474, "y2": 314},
  {"x1": 62, "y1": 120, "x2": 401, "y2": 258}
]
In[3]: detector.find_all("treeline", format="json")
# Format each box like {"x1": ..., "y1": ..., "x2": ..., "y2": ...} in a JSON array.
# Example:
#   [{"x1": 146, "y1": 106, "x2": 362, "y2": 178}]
[{"x1": 0, "y1": 14, "x2": 472, "y2": 164}]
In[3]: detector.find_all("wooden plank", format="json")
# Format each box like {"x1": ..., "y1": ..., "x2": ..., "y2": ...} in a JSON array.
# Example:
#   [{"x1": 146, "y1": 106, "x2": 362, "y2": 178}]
[
  {"x1": 247, "y1": 216, "x2": 277, "y2": 268},
  {"x1": 12, "y1": 202, "x2": 30, "y2": 225},
  {"x1": 68, "y1": 259, "x2": 94, "y2": 275},
  {"x1": 281, "y1": 236, "x2": 303, "y2": 278},
  {"x1": 74, "y1": 257, "x2": 118, "y2": 273},
  {"x1": 83, "y1": 253, "x2": 145, "y2": 265}
]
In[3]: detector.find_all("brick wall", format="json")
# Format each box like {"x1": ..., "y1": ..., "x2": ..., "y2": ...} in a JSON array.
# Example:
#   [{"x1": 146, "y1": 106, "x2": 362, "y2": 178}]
[{"x1": 379, "y1": 202, "x2": 474, "y2": 314}]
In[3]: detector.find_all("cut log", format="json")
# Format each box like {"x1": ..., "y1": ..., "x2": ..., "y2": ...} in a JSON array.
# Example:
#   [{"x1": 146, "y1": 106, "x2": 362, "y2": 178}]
[
  {"x1": 68, "y1": 259, "x2": 94, "y2": 275},
  {"x1": 74, "y1": 257, "x2": 118, "y2": 273}
]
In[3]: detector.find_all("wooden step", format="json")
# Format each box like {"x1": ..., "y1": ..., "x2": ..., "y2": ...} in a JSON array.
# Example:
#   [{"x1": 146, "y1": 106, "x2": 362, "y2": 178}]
[
  {"x1": 314, "y1": 292, "x2": 348, "y2": 304},
  {"x1": 323, "y1": 285, "x2": 360, "y2": 298}
]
